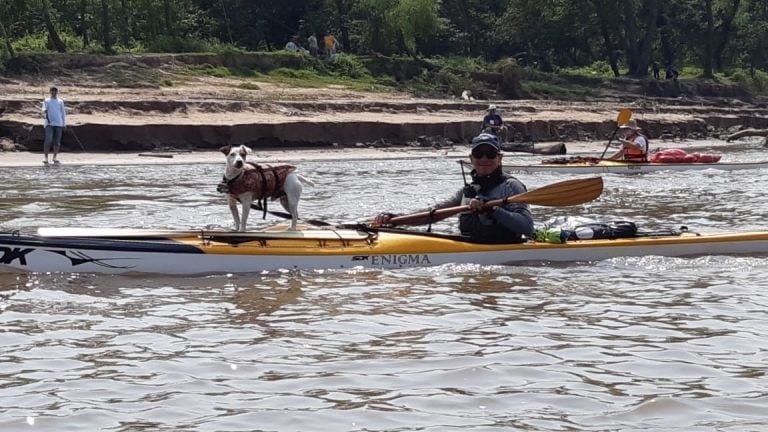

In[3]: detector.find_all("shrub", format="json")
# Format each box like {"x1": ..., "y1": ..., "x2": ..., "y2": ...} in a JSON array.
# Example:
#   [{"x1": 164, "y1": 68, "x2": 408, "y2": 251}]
[
  {"x1": 146, "y1": 36, "x2": 211, "y2": 53},
  {"x1": 728, "y1": 68, "x2": 768, "y2": 94},
  {"x1": 496, "y1": 57, "x2": 524, "y2": 98},
  {"x1": 326, "y1": 54, "x2": 370, "y2": 79}
]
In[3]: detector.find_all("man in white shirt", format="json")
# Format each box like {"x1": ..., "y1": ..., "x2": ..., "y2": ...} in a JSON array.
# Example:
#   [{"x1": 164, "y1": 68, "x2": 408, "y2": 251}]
[{"x1": 42, "y1": 86, "x2": 66, "y2": 164}]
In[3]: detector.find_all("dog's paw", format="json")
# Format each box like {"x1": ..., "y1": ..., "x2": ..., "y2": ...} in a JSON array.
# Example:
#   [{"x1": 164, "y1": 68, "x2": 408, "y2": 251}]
[{"x1": 216, "y1": 182, "x2": 230, "y2": 193}]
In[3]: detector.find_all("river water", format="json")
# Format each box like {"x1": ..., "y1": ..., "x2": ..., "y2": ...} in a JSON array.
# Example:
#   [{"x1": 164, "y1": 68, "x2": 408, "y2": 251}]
[{"x1": 1, "y1": 144, "x2": 767, "y2": 431}]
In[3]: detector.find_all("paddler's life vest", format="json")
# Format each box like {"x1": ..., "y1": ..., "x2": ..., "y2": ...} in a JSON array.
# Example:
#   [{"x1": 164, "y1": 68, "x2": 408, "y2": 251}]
[{"x1": 623, "y1": 134, "x2": 649, "y2": 162}]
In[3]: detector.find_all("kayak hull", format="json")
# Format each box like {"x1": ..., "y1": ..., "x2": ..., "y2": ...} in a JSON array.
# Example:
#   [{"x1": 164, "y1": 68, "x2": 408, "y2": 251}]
[
  {"x1": 506, "y1": 160, "x2": 768, "y2": 174},
  {"x1": 2, "y1": 228, "x2": 768, "y2": 274}
]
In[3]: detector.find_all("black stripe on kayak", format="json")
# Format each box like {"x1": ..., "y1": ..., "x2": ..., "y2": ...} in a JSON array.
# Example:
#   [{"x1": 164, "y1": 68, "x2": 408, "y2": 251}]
[{"x1": 0, "y1": 234, "x2": 205, "y2": 254}]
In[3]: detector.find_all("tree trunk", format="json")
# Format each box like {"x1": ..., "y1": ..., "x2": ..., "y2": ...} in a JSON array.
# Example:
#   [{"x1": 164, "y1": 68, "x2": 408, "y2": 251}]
[
  {"x1": 702, "y1": 0, "x2": 714, "y2": 78},
  {"x1": 164, "y1": 0, "x2": 174, "y2": 37},
  {"x1": 713, "y1": 0, "x2": 741, "y2": 71},
  {"x1": 0, "y1": 20, "x2": 16, "y2": 57},
  {"x1": 335, "y1": 0, "x2": 351, "y2": 52},
  {"x1": 634, "y1": 0, "x2": 658, "y2": 78},
  {"x1": 726, "y1": 129, "x2": 768, "y2": 147},
  {"x1": 79, "y1": 0, "x2": 90, "y2": 48},
  {"x1": 42, "y1": 0, "x2": 68, "y2": 52},
  {"x1": 220, "y1": 0, "x2": 234, "y2": 44},
  {"x1": 119, "y1": 0, "x2": 130, "y2": 46},
  {"x1": 100, "y1": 0, "x2": 113, "y2": 53},
  {"x1": 623, "y1": 0, "x2": 640, "y2": 75},
  {"x1": 592, "y1": 0, "x2": 621, "y2": 77}
]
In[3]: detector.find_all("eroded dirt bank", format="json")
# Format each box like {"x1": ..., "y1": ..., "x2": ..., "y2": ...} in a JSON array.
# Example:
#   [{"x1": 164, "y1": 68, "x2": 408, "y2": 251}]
[{"x1": 2, "y1": 56, "x2": 768, "y2": 152}]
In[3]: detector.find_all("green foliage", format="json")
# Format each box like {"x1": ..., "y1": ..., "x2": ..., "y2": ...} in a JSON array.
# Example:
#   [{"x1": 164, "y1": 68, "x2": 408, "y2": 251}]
[
  {"x1": 726, "y1": 68, "x2": 768, "y2": 94},
  {"x1": 326, "y1": 54, "x2": 370, "y2": 78},
  {"x1": 496, "y1": 57, "x2": 524, "y2": 98},
  {"x1": 146, "y1": 36, "x2": 213, "y2": 54},
  {"x1": 11, "y1": 32, "x2": 84, "y2": 53},
  {"x1": 521, "y1": 81, "x2": 594, "y2": 100},
  {"x1": 237, "y1": 82, "x2": 261, "y2": 91},
  {"x1": 431, "y1": 56, "x2": 491, "y2": 71},
  {"x1": 562, "y1": 61, "x2": 617, "y2": 78},
  {"x1": 183, "y1": 64, "x2": 234, "y2": 78}
]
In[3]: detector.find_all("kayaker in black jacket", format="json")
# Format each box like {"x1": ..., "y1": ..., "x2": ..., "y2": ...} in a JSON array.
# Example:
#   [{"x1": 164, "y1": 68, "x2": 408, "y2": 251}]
[{"x1": 374, "y1": 133, "x2": 534, "y2": 243}]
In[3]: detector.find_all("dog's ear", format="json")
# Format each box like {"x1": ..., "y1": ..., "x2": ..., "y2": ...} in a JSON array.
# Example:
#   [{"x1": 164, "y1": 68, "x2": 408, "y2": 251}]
[
  {"x1": 219, "y1": 145, "x2": 232, "y2": 156},
  {"x1": 239, "y1": 145, "x2": 253, "y2": 157}
]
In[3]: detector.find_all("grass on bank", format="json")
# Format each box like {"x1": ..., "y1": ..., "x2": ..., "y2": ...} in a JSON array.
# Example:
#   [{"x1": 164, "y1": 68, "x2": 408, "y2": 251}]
[{"x1": 4, "y1": 32, "x2": 768, "y2": 98}]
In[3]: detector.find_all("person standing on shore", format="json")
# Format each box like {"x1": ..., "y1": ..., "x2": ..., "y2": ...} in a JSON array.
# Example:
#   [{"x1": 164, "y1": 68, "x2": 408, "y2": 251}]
[
  {"x1": 324, "y1": 34, "x2": 338, "y2": 58},
  {"x1": 308, "y1": 34, "x2": 319, "y2": 57},
  {"x1": 42, "y1": 86, "x2": 66, "y2": 164}
]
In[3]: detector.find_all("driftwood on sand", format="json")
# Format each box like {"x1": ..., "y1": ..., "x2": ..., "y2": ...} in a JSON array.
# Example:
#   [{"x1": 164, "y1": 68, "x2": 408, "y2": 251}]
[{"x1": 726, "y1": 129, "x2": 768, "y2": 146}]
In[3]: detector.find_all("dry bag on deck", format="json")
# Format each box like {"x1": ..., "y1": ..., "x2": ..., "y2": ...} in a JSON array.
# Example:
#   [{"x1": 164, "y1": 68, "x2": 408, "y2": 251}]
[
  {"x1": 537, "y1": 217, "x2": 638, "y2": 243},
  {"x1": 566, "y1": 221, "x2": 638, "y2": 240}
]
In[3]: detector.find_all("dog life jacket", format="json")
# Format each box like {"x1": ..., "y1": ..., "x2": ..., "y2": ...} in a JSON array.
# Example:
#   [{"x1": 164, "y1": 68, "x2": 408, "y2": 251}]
[{"x1": 222, "y1": 163, "x2": 296, "y2": 218}]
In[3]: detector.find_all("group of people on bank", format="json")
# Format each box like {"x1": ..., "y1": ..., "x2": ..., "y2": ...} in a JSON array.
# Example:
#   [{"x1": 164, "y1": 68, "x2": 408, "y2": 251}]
[{"x1": 286, "y1": 33, "x2": 340, "y2": 58}]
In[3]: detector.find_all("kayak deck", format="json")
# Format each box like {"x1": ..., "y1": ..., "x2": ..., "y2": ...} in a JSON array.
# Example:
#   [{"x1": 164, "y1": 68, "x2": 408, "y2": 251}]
[{"x1": 1, "y1": 226, "x2": 768, "y2": 274}]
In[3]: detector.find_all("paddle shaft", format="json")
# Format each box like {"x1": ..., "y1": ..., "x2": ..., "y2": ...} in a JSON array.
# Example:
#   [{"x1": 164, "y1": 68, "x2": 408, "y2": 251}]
[
  {"x1": 386, "y1": 177, "x2": 603, "y2": 226},
  {"x1": 248, "y1": 202, "x2": 332, "y2": 226},
  {"x1": 599, "y1": 108, "x2": 632, "y2": 160}
]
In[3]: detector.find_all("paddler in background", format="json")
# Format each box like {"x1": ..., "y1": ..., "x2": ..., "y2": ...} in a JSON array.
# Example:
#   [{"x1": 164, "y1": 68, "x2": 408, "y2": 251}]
[
  {"x1": 373, "y1": 133, "x2": 534, "y2": 243},
  {"x1": 481, "y1": 104, "x2": 508, "y2": 142},
  {"x1": 608, "y1": 119, "x2": 648, "y2": 162}
]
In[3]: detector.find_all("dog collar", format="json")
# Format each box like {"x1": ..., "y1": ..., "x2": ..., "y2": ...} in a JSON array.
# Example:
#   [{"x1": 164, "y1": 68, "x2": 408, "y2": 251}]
[{"x1": 223, "y1": 171, "x2": 244, "y2": 185}]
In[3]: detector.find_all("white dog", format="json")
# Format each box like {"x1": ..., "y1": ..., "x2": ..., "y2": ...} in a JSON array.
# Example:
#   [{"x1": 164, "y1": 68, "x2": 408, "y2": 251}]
[{"x1": 218, "y1": 145, "x2": 313, "y2": 231}]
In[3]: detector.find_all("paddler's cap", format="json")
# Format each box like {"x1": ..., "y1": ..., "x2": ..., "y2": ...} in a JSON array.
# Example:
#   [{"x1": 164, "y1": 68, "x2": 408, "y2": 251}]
[
  {"x1": 487, "y1": 104, "x2": 497, "y2": 111},
  {"x1": 49, "y1": 85, "x2": 58, "y2": 91},
  {"x1": 470, "y1": 133, "x2": 501, "y2": 151},
  {"x1": 619, "y1": 119, "x2": 641, "y2": 130}
]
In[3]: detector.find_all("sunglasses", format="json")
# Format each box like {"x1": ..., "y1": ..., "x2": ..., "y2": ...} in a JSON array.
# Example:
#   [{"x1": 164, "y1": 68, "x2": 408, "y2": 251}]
[{"x1": 472, "y1": 149, "x2": 499, "y2": 159}]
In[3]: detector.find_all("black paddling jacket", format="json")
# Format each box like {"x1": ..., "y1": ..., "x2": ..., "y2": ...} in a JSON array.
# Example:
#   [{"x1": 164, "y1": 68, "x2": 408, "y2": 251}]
[{"x1": 434, "y1": 174, "x2": 534, "y2": 244}]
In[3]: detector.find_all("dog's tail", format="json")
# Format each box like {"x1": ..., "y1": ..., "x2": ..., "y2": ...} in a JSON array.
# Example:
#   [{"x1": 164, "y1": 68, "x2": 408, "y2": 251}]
[{"x1": 296, "y1": 174, "x2": 315, "y2": 187}]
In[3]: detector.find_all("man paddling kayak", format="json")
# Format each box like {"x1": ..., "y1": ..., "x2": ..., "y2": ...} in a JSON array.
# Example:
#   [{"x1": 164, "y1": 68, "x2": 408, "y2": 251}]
[
  {"x1": 608, "y1": 119, "x2": 648, "y2": 162},
  {"x1": 374, "y1": 133, "x2": 534, "y2": 243}
]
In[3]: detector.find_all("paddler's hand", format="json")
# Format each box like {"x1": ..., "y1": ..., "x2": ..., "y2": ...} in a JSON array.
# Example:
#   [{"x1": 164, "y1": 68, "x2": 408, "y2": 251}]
[
  {"x1": 468, "y1": 198, "x2": 485, "y2": 212},
  {"x1": 216, "y1": 182, "x2": 229, "y2": 193},
  {"x1": 372, "y1": 213, "x2": 396, "y2": 227}
]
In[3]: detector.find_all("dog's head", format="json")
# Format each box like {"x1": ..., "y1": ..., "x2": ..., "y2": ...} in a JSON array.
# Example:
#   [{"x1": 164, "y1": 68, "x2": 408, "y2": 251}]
[{"x1": 220, "y1": 145, "x2": 252, "y2": 170}]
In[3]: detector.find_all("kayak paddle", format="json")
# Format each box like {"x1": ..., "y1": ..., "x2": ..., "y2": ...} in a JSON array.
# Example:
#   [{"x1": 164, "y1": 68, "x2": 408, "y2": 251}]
[
  {"x1": 599, "y1": 108, "x2": 632, "y2": 160},
  {"x1": 382, "y1": 176, "x2": 604, "y2": 226}
]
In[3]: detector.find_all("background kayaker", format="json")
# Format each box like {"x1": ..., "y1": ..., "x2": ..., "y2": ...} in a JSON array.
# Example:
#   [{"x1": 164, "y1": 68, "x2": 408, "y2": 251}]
[
  {"x1": 608, "y1": 119, "x2": 648, "y2": 161},
  {"x1": 374, "y1": 133, "x2": 534, "y2": 243},
  {"x1": 481, "y1": 104, "x2": 508, "y2": 142}
]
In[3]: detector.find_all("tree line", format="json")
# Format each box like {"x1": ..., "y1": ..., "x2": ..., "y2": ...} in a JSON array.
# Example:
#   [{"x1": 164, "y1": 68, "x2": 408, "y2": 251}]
[{"x1": 1, "y1": 0, "x2": 767, "y2": 78}]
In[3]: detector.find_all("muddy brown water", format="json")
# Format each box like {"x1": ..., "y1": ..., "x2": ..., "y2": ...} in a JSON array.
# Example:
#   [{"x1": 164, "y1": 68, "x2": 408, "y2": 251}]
[{"x1": 1, "y1": 143, "x2": 767, "y2": 431}]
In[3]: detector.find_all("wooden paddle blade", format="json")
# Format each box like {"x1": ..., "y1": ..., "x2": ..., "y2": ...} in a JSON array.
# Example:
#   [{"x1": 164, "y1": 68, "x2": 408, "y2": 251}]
[
  {"x1": 502, "y1": 176, "x2": 603, "y2": 207},
  {"x1": 617, "y1": 108, "x2": 632, "y2": 125},
  {"x1": 385, "y1": 177, "x2": 603, "y2": 226}
]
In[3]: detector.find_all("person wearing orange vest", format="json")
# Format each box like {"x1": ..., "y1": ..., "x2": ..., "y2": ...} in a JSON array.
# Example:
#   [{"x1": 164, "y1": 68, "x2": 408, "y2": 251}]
[
  {"x1": 324, "y1": 34, "x2": 338, "y2": 58},
  {"x1": 608, "y1": 119, "x2": 648, "y2": 162}
]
